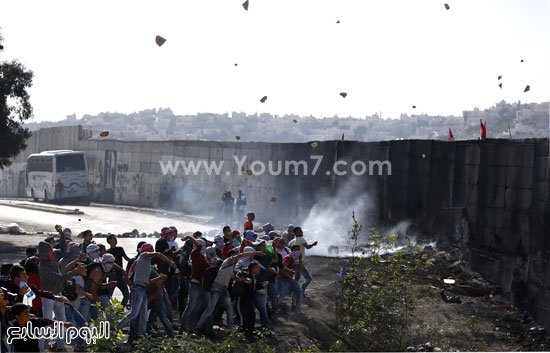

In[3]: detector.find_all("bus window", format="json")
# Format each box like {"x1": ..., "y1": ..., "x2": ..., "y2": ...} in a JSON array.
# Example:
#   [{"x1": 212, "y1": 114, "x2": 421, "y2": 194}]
[
  {"x1": 27, "y1": 157, "x2": 53, "y2": 172},
  {"x1": 56, "y1": 154, "x2": 86, "y2": 172}
]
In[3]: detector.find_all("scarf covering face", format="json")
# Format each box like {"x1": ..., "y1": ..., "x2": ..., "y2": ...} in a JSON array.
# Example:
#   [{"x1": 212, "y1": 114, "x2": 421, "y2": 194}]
[
  {"x1": 214, "y1": 234, "x2": 224, "y2": 250},
  {"x1": 63, "y1": 228, "x2": 72, "y2": 240},
  {"x1": 205, "y1": 247, "x2": 217, "y2": 265},
  {"x1": 100, "y1": 253, "x2": 115, "y2": 273},
  {"x1": 87, "y1": 244, "x2": 100, "y2": 261},
  {"x1": 290, "y1": 250, "x2": 301, "y2": 263},
  {"x1": 236, "y1": 246, "x2": 255, "y2": 269}
]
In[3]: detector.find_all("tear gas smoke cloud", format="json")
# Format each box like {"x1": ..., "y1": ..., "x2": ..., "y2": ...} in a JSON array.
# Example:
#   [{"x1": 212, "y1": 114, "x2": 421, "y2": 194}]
[{"x1": 301, "y1": 178, "x2": 427, "y2": 257}]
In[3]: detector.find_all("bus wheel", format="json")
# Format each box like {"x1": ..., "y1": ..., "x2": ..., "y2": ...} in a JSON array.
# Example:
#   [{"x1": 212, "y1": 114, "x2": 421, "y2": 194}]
[{"x1": 31, "y1": 189, "x2": 38, "y2": 202}]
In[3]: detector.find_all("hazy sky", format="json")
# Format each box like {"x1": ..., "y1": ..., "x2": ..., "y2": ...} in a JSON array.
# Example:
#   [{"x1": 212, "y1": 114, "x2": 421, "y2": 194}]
[{"x1": 1, "y1": 0, "x2": 549, "y2": 122}]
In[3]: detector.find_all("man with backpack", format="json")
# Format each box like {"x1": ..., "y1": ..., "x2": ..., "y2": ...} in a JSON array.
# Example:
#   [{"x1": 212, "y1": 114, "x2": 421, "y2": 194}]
[
  {"x1": 195, "y1": 248, "x2": 263, "y2": 334},
  {"x1": 233, "y1": 262, "x2": 265, "y2": 335}
]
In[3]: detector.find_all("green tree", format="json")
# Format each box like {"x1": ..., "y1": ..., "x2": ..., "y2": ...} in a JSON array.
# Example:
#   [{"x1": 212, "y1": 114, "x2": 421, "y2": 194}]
[{"x1": 0, "y1": 29, "x2": 33, "y2": 168}]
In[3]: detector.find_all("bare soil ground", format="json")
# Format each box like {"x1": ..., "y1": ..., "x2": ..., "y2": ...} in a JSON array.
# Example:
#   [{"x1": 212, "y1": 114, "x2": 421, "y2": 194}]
[{"x1": 263, "y1": 254, "x2": 550, "y2": 352}]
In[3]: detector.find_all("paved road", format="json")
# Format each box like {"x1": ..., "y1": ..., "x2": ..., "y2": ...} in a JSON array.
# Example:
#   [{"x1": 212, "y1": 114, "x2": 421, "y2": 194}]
[
  {"x1": 0, "y1": 199, "x2": 220, "y2": 302},
  {"x1": 0, "y1": 199, "x2": 217, "y2": 261}
]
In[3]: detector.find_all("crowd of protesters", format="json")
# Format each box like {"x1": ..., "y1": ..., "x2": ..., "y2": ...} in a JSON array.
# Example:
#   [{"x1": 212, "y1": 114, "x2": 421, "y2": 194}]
[{"x1": 0, "y1": 211, "x2": 318, "y2": 352}]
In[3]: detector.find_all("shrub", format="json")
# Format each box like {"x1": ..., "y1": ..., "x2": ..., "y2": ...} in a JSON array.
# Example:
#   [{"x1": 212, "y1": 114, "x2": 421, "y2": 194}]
[
  {"x1": 88, "y1": 299, "x2": 125, "y2": 353},
  {"x1": 335, "y1": 215, "x2": 433, "y2": 351}
]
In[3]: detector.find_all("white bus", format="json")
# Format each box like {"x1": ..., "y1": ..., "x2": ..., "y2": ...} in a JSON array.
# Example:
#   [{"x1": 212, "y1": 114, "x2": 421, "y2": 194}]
[{"x1": 26, "y1": 150, "x2": 89, "y2": 202}]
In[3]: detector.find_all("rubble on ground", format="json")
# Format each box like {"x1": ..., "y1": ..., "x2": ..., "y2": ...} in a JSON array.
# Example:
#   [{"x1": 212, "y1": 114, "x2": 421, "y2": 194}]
[{"x1": 0, "y1": 223, "x2": 26, "y2": 234}]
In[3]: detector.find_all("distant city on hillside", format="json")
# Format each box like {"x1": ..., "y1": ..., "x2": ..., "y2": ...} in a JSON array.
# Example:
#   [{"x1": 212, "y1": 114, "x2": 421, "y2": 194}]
[{"x1": 24, "y1": 100, "x2": 549, "y2": 142}]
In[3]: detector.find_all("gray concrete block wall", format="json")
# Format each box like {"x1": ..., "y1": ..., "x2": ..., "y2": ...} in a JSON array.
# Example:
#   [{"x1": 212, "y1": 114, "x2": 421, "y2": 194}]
[{"x1": 1, "y1": 126, "x2": 550, "y2": 331}]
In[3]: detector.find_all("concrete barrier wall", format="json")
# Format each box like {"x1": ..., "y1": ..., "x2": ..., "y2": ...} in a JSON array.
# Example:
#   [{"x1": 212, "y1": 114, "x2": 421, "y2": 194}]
[{"x1": 1, "y1": 126, "x2": 549, "y2": 330}]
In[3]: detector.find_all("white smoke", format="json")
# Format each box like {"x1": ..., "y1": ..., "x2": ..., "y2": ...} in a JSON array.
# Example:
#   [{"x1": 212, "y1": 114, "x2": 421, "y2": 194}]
[
  {"x1": 301, "y1": 178, "x2": 427, "y2": 257},
  {"x1": 302, "y1": 178, "x2": 375, "y2": 256}
]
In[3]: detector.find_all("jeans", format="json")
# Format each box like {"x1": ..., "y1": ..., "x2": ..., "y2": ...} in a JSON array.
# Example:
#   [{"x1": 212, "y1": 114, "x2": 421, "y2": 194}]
[
  {"x1": 57, "y1": 192, "x2": 63, "y2": 205},
  {"x1": 116, "y1": 286, "x2": 148, "y2": 337},
  {"x1": 179, "y1": 282, "x2": 210, "y2": 333},
  {"x1": 78, "y1": 300, "x2": 92, "y2": 323},
  {"x1": 276, "y1": 278, "x2": 302, "y2": 312},
  {"x1": 294, "y1": 264, "x2": 312, "y2": 295},
  {"x1": 149, "y1": 286, "x2": 173, "y2": 325},
  {"x1": 178, "y1": 277, "x2": 190, "y2": 319},
  {"x1": 267, "y1": 281, "x2": 277, "y2": 314},
  {"x1": 252, "y1": 291, "x2": 270, "y2": 329},
  {"x1": 81, "y1": 295, "x2": 109, "y2": 322},
  {"x1": 65, "y1": 303, "x2": 86, "y2": 349},
  {"x1": 196, "y1": 283, "x2": 233, "y2": 331},
  {"x1": 99, "y1": 294, "x2": 110, "y2": 308},
  {"x1": 147, "y1": 295, "x2": 175, "y2": 338},
  {"x1": 108, "y1": 274, "x2": 130, "y2": 307},
  {"x1": 162, "y1": 286, "x2": 173, "y2": 322},
  {"x1": 42, "y1": 295, "x2": 67, "y2": 348}
]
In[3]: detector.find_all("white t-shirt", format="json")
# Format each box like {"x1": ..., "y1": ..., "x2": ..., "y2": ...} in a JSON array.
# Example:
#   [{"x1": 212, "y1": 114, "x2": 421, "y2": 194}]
[
  {"x1": 288, "y1": 237, "x2": 308, "y2": 256},
  {"x1": 277, "y1": 247, "x2": 290, "y2": 259},
  {"x1": 70, "y1": 275, "x2": 85, "y2": 310},
  {"x1": 168, "y1": 240, "x2": 179, "y2": 250}
]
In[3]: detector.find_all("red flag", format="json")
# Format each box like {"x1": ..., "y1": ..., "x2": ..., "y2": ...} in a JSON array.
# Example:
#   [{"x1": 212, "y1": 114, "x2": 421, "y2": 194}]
[
  {"x1": 448, "y1": 128, "x2": 454, "y2": 142},
  {"x1": 480, "y1": 119, "x2": 487, "y2": 139}
]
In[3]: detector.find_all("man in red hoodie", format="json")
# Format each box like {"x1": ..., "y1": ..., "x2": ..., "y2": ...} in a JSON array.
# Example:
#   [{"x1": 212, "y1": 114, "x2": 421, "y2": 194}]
[{"x1": 178, "y1": 236, "x2": 211, "y2": 334}]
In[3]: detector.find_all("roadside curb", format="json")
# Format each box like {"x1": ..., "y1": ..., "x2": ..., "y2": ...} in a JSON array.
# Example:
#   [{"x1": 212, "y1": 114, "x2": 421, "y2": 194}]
[
  {"x1": 0, "y1": 200, "x2": 84, "y2": 215},
  {"x1": 88, "y1": 202, "x2": 213, "y2": 224}
]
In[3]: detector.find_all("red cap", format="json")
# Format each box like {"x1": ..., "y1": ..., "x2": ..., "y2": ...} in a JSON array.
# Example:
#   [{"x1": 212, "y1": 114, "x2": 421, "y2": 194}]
[
  {"x1": 232, "y1": 230, "x2": 240, "y2": 237},
  {"x1": 273, "y1": 237, "x2": 286, "y2": 249},
  {"x1": 140, "y1": 243, "x2": 154, "y2": 253}
]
